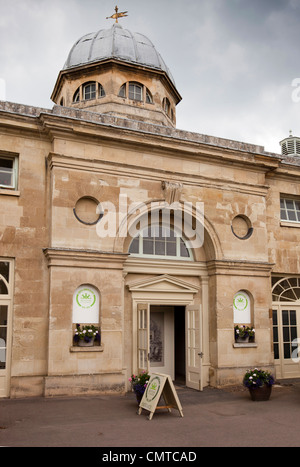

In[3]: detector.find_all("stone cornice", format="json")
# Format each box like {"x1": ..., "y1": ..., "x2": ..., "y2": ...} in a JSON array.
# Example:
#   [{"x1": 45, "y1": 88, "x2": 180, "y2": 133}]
[
  {"x1": 43, "y1": 248, "x2": 128, "y2": 269},
  {"x1": 207, "y1": 259, "x2": 275, "y2": 277}
]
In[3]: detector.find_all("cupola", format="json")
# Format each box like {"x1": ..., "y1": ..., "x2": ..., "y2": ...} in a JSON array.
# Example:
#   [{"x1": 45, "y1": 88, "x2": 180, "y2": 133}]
[
  {"x1": 280, "y1": 131, "x2": 300, "y2": 156},
  {"x1": 51, "y1": 10, "x2": 181, "y2": 127}
]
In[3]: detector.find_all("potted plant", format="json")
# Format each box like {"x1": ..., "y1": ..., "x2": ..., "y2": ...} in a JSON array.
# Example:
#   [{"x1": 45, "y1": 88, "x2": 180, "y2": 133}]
[
  {"x1": 234, "y1": 325, "x2": 255, "y2": 343},
  {"x1": 129, "y1": 370, "x2": 150, "y2": 403},
  {"x1": 73, "y1": 324, "x2": 100, "y2": 347},
  {"x1": 243, "y1": 368, "x2": 275, "y2": 401}
]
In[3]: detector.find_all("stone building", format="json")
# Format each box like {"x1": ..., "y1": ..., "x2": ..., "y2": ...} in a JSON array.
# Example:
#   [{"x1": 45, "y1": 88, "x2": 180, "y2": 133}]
[{"x1": 0, "y1": 16, "x2": 300, "y2": 398}]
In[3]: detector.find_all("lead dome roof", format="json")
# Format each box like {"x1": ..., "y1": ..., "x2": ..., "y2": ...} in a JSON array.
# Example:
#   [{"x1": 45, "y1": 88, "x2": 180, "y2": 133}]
[{"x1": 63, "y1": 23, "x2": 175, "y2": 85}]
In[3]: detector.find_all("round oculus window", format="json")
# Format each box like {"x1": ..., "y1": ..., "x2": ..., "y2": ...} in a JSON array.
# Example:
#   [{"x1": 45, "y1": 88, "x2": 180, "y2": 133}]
[
  {"x1": 74, "y1": 197, "x2": 102, "y2": 225},
  {"x1": 231, "y1": 215, "x2": 253, "y2": 240}
]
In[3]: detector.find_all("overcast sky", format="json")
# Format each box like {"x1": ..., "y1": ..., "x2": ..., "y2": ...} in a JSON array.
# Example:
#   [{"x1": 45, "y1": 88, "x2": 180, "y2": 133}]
[{"x1": 1, "y1": 0, "x2": 300, "y2": 153}]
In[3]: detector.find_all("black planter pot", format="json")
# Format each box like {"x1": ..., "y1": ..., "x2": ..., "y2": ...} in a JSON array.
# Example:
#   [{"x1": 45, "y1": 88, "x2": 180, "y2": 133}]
[{"x1": 248, "y1": 384, "x2": 272, "y2": 401}]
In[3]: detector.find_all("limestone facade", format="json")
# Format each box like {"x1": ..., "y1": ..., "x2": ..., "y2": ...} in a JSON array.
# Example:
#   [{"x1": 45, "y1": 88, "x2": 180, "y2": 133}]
[{"x1": 0, "y1": 23, "x2": 300, "y2": 398}]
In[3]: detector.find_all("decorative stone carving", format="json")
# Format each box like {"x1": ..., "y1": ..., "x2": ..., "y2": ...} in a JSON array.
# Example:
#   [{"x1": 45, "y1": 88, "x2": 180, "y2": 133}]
[{"x1": 162, "y1": 181, "x2": 183, "y2": 204}]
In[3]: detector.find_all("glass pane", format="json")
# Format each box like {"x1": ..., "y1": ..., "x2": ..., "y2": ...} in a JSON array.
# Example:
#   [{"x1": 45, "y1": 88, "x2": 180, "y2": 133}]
[
  {"x1": 272, "y1": 276, "x2": 283, "y2": 287},
  {"x1": 139, "y1": 330, "x2": 146, "y2": 348},
  {"x1": 150, "y1": 312, "x2": 164, "y2": 365},
  {"x1": 0, "y1": 306, "x2": 7, "y2": 326},
  {"x1": 180, "y1": 240, "x2": 190, "y2": 257},
  {"x1": 286, "y1": 200, "x2": 294, "y2": 210},
  {"x1": 0, "y1": 327, "x2": 7, "y2": 342},
  {"x1": 146, "y1": 90, "x2": 152, "y2": 103},
  {"x1": 73, "y1": 90, "x2": 80, "y2": 102},
  {"x1": 295, "y1": 200, "x2": 300, "y2": 210},
  {"x1": 0, "y1": 281, "x2": 8, "y2": 295},
  {"x1": 282, "y1": 310, "x2": 289, "y2": 325},
  {"x1": 290, "y1": 310, "x2": 297, "y2": 325},
  {"x1": 143, "y1": 239, "x2": 154, "y2": 255},
  {"x1": 118, "y1": 84, "x2": 126, "y2": 97},
  {"x1": 273, "y1": 327, "x2": 278, "y2": 342},
  {"x1": 157, "y1": 226, "x2": 164, "y2": 240},
  {"x1": 280, "y1": 199, "x2": 285, "y2": 208},
  {"x1": 291, "y1": 327, "x2": 297, "y2": 341},
  {"x1": 0, "y1": 159, "x2": 13, "y2": 169},
  {"x1": 0, "y1": 262, "x2": 9, "y2": 283},
  {"x1": 272, "y1": 310, "x2": 278, "y2": 325},
  {"x1": 274, "y1": 343, "x2": 279, "y2": 360},
  {"x1": 0, "y1": 168, "x2": 13, "y2": 187},
  {"x1": 150, "y1": 225, "x2": 159, "y2": 238},
  {"x1": 283, "y1": 326, "x2": 290, "y2": 342},
  {"x1": 129, "y1": 237, "x2": 139, "y2": 254},
  {"x1": 84, "y1": 83, "x2": 96, "y2": 100},
  {"x1": 166, "y1": 241, "x2": 176, "y2": 256},
  {"x1": 280, "y1": 209, "x2": 287, "y2": 220},
  {"x1": 287, "y1": 210, "x2": 297, "y2": 221},
  {"x1": 284, "y1": 343, "x2": 291, "y2": 359},
  {"x1": 129, "y1": 84, "x2": 142, "y2": 101},
  {"x1": 281, "y1": 289, "x2": 297, "y2": 301},
  {"x1": 99, "y1": 85, "x2": 105, "y2": 97},
  {"x1": 155, "y1": 241, "x2": 165, "y2": 255}
]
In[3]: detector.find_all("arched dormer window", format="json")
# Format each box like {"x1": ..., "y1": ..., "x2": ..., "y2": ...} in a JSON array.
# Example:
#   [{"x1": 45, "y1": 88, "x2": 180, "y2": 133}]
[
  {"x1": 73, "y1": 82, "x2": 105, "y2": 103},
  {"x1": 118, "y1": 82, "x2": 153, "y2": 104},
  {"x1": 129, "y1": 226, "x2": 192, "y2": 260},
  {"x1": 163, "y1": 97, "x2": 171, "y2": 115},
  {"x1": 73, "y1": 89, "x2": 80, "y2": 103}
]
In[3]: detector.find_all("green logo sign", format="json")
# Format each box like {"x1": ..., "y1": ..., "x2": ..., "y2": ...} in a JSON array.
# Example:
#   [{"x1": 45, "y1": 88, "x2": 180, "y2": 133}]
[
  {"x1": 145, "y1": 376, "x2": 161, "y2": 402},
  {"x1": 76, "y1": 288, "x2": 96, "y2": 309},
  {"x1": 233, "y1": 293, "x2": 248, "y2": 311}
]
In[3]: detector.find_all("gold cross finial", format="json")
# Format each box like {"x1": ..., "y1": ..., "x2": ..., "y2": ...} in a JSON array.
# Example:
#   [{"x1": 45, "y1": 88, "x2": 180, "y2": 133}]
[{"x1": 106, "y1": 5, "x2": 128, "y2": 23}]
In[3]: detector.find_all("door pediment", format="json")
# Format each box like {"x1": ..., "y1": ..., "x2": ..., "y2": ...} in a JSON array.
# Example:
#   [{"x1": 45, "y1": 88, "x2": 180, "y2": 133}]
[{"x1": 127, "y1": 274, "x2": 199, "y2": 294}]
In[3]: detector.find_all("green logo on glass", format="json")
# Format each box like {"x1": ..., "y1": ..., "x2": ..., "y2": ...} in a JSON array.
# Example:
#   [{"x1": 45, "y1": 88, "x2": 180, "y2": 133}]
[
  {"x1": 145, "y1": 376, "x2": 161, "y2": 402},
  {"x1": 76, "y1": 288, "x2": 96, "y2": 309},
  {"x1": 233, "y1": 293, "x2": 248, "y2": 311}
]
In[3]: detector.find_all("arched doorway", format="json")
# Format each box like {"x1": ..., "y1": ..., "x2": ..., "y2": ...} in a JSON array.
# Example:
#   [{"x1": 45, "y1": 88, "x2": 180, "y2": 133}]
[
  {"x1": 272, "y1": 276, "x2": 300, "y2": 379},
  {"x1": 121, "y1": 202, "x2": 215, "y2": 390}
]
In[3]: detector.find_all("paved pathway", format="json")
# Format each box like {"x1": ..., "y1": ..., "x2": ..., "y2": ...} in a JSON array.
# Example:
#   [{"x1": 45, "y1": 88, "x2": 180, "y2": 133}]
[{"x1": 0, "y1": 382, "x2": 300, "y2": 447}]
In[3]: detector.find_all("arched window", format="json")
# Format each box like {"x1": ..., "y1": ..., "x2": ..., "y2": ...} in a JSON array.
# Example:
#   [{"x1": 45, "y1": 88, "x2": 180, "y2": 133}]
[
  {"x1": 118, "y1": 82, "x2": 153, "y2": 104},
  {"x1": 73, "y1": 89, "x2": 80, "y2": 103},
  {"x1": 146, "y1": 89, "x2": 153, "y2": 104},
  {"x1": 272, "y1": 276, "x2": 300, "y2": 302},
  {"x1": 118, "y1": 84, "x2": 126, "y2": 98},
  {"x1": 129, "y1": 226, "x2": 192, "y2": 260},
  {"x1": 163, "y1": 97, "x2": 171, "y2": 115},
  {"x1": 73, "y1": 82, "x2": 105, "y2": 103}
]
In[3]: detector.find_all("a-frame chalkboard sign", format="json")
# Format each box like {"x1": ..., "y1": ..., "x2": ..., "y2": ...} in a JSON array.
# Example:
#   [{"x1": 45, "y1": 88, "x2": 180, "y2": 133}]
[{"x1": 137, "y1": 373, "x2": 184, "y2": 420}]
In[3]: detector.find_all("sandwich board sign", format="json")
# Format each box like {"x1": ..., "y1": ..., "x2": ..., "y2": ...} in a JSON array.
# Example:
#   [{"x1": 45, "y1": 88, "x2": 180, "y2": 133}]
[{"x1": 137, "y1": 373, "x2": 183, "y2": 420}]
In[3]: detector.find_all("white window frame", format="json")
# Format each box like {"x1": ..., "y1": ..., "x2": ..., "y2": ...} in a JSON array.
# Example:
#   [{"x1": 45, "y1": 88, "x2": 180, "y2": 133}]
[
  {"x1": 83, "y1": 82, "x2": 97, "y2": 101},
  {"x1": 280, "y1": 197, "x2": 300, "y2": 223},
  {"x1": 119, "y1": 82, "x2": 153, "y2": 104},
  {"x1": 128, "y1": 83, "x2": 143, "y2": 101},
  {"x1": 0, "y1": 156, "x2": 18, "y2": 190},
  {"x1": 73, "y1": 82, "x2": 105, "y2": 103},
  {"x1": 129, "y1": 226, "x2": 193, "y2": 261}
]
